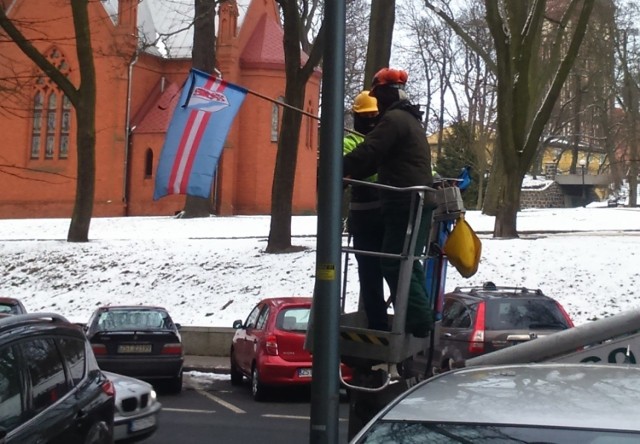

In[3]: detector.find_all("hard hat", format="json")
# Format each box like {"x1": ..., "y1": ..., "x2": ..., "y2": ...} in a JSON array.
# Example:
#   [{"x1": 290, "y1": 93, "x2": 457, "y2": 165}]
[
  {"x1": 352, "y1": 90, "x2": 378, "y2": 114},
  {"x1": 370, "y1": 68, "x2": 409, "y2": 95}
]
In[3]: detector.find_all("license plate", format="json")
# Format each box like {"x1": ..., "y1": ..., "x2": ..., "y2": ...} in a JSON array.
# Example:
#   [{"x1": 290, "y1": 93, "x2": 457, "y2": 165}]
[
  {"x1": 298, "y1": 368, "x2": 312, "y2": 378},
  {"x1": 118, "y1": 344, "x2": 152, "y2": 354},
  {"x1": 129, "y1": 415, "x2": 156, "y2": 432}
]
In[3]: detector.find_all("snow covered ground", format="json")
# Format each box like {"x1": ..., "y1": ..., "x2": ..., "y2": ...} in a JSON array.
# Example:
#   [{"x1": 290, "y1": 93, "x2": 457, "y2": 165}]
[{"x1": 1, "y1": 203, "x2": 639, "y2": 328}]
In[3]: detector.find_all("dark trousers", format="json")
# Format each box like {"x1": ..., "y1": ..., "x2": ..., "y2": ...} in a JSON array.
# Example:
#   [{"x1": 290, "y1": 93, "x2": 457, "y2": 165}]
[
  {"x1": 380, "y1": 200, "x2": 433, "y2": 337},
  {"x1": 348, "y1": 208, "x2": 387, "y2": 330}
]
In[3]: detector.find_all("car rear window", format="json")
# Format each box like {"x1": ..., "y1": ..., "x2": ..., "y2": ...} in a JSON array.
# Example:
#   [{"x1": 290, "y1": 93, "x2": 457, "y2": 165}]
[
  {"x1": 276, "y1": 307, "x2": 310, "y2": 332},
  {"x1": 96, "y1": 309, "x2": 174, "y2": 331},
  {"x1": 485, "y1": 298, "x2": 570, "y2": 331}
]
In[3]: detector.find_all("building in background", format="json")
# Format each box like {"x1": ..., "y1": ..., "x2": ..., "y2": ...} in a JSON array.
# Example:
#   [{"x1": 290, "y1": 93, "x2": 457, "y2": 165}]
[{"x1": 0, "y1": 0, "x2": 319, "y2": 218}]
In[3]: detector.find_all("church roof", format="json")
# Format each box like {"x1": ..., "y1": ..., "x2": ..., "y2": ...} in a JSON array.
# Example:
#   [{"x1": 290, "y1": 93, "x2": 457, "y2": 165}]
[
  {"x1": 131, "y1": 80, "x2": 180, "y2": 134},
  {"x1": 239, "y1": 13, "x2": 287, "y2": 69}
]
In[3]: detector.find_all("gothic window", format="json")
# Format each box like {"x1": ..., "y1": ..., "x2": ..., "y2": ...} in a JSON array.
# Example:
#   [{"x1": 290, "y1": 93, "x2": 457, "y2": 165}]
[
  {"x1": 59, "y1": 96, "x2": 71, "y2": 159},
  {"x1": 306, "y1": 101, "x2": 314, "y2": 149},
  {"x1": 30, "y1": 47, "x2": 72, "y2": 161},
  {"x1": 45, "y1": 94, "x2": 57, "y2": 159},
  {"x1": 271, "y1": 96, "x2": 285, "y2": 143},
  {"x1": 145, "y1": 148, "x2": 154, "y2": 178},
  {"x1": 31, "y1": 91, "x2": 44, "y2": 158}
]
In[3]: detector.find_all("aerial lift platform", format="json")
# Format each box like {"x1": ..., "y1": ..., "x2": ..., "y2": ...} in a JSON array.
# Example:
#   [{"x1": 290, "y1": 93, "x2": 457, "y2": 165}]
[{"x1": 337, "y1": 178, "x2": 465, "y2": 437}]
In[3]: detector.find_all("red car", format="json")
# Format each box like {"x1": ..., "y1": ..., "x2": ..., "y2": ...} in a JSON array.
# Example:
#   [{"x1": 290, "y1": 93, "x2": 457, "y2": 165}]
[{"x1": 230, "y1": 297, "x2": 352, "y2": 400}]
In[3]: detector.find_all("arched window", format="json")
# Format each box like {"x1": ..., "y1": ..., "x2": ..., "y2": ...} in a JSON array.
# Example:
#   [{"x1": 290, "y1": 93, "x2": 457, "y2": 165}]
[
  {"x1": 59, "y1": 96, "x2": 71, "y2": 159},
  {"x1": 30, "y1": 47, "x2": 72, "y2": 161},
  {"x1": 271, "y1": 96, "x2": 285, "y2": 143},
  {"x1": 144, "y1": 148, "x2": 154, "y2": 178},
  {"x1": 45, "y1": 94, "x2": 57, "y2": 159},
  {"x1": 31, "y1": 91, "x2": 43, "y2": 158}
]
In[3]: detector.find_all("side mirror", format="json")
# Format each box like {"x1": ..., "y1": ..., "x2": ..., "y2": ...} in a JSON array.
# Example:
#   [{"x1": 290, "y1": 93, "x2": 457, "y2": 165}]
[
  {"x1": 175, "y1": 323, "x2": 182, "y2": 330},
  {"x1": 232, "y1": 319, "x2": 243, "y2": 329}
]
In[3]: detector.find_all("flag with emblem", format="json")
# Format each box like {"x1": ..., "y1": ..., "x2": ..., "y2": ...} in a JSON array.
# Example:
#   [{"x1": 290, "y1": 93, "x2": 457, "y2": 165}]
[{"x1": 154, "y1": 68, "x2": 248, "y2": 200}]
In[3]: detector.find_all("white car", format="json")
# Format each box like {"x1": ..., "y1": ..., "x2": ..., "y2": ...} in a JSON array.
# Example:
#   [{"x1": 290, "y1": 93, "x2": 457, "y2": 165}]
[{"x1": 105, "y1": 371, "x2": 162, "y2": 442}]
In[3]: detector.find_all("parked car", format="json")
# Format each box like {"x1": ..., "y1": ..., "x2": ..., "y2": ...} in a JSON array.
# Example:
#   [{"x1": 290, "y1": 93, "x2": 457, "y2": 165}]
[
  {"x1": 350, "y1": 363, "x2": 640, "y2": 443},
  {"x1": 85, "y1": 305, "x2": 184, "y2": 393},
  {"x1": 230, "y1": 297, "x2": 352, "y2": 400},
  {"x1": 0, "y1": 313, "x2": 114, "y2": 443},
  {"x1": 0, "y1": 298, "x2": 26, "y2": 315},
  {"x1": 104, "y1": 371, "x2": 161, "y2": 443},
  {"x1": 431, "y1": 283, "x2": 574, "y2": 373}
]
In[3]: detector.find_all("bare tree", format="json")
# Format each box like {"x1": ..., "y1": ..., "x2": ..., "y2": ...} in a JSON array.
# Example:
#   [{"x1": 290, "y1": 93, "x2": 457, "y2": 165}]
[
  {"x1": 0, "y1": 0, "x2": 97, "y2": 242},
  {"x1": 180, "y1": 0, "x2": 219, "y2": 218},
  {"x1": 425, "y1": 0, "x2": 595, "y2": 237},
  {"x1": 266, "y1": 0, "x2": 324, "y2": 252},
  {"x1": 614, "y1": 1, "x2": 640, "y2": 207}
]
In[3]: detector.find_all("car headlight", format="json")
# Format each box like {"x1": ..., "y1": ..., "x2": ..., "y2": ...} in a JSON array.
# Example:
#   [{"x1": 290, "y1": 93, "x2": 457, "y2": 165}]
[{"x1": 150, "y1": 389, "x2": 157, "y2": 405}]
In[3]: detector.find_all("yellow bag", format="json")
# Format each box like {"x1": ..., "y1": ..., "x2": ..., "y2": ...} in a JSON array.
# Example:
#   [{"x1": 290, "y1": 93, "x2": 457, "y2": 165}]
[{"x1": 443, "y1": 215, "x2": 482, "y2": 278}]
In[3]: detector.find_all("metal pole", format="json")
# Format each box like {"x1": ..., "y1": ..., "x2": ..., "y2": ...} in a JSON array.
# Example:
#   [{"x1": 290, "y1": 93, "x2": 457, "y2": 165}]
[{"x1": 310, "y1": 0, "x2": 345, "y2": 442}]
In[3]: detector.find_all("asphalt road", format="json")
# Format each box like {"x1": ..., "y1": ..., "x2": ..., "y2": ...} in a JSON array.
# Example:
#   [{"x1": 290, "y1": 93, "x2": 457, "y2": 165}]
[{"x1": 147, "y1": 374, "x2": 351, "y2": 444}]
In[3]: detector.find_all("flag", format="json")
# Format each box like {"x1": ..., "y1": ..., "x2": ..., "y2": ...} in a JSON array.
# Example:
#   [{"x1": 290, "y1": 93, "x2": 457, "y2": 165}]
[{"x1": 154, "y1": 68, "x2": 248, "y2": 200}]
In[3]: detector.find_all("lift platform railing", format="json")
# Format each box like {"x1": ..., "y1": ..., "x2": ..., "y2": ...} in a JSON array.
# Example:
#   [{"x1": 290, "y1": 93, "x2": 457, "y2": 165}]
[{"x1": 338, "y1": 179, "x2": 464, "y2": 365}]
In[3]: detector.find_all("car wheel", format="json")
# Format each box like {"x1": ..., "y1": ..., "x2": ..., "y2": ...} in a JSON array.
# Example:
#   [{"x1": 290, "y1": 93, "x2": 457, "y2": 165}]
[
  {"x1": 251, "y1": 365, "x2": 266, "y2": 401},
  {"x1": 84, "y1": 420, "x2": 111, "y2": 444},
  {"x1": 230, "y1": 351, "x2": 243, "y2": 386},
  {"x1": 168, "y1": 371, "x2": 183, "y2": 394}
]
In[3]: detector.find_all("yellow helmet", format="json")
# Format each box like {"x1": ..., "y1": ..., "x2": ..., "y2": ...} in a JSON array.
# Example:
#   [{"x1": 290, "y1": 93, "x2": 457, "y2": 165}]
[{"x1": 352, "y1": 90, "x2": 378, "y2": 114}]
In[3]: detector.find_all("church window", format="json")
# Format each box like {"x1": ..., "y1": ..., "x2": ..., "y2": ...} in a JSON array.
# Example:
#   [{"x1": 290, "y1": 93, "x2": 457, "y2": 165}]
[
  {"x1": 145, "y1": 148, "x2": 154, "y2": 178},
  {"x1": 30, "y1": 47, "x2": 72, "y2": 161}
]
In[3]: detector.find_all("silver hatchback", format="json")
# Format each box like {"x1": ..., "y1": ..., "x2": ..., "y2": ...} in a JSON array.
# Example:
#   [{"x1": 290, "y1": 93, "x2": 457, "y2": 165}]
[{"x1": 351, "y1": 363, "x2": 640, "y2": 443}]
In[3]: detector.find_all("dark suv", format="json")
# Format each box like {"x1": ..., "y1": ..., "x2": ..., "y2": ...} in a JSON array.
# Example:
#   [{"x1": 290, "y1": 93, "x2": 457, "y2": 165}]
[
  {"x1": 0, "y1": 313, "x2": 115, "y2": 444},
  {"x1": 433, "y1": 283, "x2": 574, "y2": 373}
]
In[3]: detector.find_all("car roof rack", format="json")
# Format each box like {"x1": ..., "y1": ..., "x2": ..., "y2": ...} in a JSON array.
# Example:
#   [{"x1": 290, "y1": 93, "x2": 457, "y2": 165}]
[
  {"x1": 0, "y1": 312, "x2": 70, "y2": 329},
  {"x1": 454, "y1": 283, "x2": 544, "y2": 296}
]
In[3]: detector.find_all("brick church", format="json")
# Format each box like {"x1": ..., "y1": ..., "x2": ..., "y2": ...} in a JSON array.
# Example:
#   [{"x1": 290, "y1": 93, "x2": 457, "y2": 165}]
[{"x1": 0, "y1": 0, "x2": 320, "y2": 218}]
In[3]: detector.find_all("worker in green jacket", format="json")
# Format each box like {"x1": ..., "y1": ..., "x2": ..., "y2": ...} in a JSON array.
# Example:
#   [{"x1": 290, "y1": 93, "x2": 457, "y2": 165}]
[{"x1": 343, "y1": 91, "x2": 387, "y2": 331}]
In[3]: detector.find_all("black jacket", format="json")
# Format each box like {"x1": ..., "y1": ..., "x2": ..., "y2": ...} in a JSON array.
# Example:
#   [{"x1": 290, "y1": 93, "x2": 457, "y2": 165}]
[{"x1": 343, "y1": 100, "x2": 432, "y2": 204}]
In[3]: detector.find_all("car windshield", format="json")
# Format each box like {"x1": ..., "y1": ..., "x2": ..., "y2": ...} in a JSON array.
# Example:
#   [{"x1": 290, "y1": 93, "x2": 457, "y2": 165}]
[
  {"x1": 485, "y1": 298, "x2": 570, "y2": 330},
  {"x1": 96, "y1": 309, "x2": 173, "y2": 331},
  {"x1": 358, "y1": 422, "x2": 640, "y2": 443},
  {"x1": 276, "y1": 307, "x2": 310, "y2": 332}
]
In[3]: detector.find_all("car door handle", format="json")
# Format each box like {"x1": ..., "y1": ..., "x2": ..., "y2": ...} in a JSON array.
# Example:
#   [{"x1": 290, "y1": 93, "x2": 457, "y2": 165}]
[
  {"x1": 443, "y1": 333, "x2": 453, "y2": 338},
  {"x1": 76, "y1": 408, "x2": 88, "y2": 420}
]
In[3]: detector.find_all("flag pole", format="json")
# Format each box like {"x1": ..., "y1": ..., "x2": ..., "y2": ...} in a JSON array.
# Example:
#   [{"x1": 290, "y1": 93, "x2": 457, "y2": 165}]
[{"x1": 245, "y1": 87, "x2": 362, "y2": 137}]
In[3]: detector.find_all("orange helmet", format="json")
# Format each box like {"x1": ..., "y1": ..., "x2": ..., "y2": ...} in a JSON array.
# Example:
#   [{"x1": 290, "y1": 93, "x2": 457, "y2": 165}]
[
  {"x1": 370, "y1": 68, "x2": 408, "y2": 95},
  {"x1": 352, "y1": 90, "x2": 378, "y2": 114}
]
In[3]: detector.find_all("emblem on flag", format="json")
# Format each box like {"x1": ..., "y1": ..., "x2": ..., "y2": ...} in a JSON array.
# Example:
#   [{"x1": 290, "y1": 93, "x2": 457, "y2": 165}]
[{"x1": 154, "y1": 69, "x2": 248, "y2": 200}]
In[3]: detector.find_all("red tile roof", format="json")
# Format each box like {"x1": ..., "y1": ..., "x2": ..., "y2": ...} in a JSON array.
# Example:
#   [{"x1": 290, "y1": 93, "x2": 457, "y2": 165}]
[
  {"x1": 240, "y1": 13, "x2": 289, "y2": 69},
  {"x1": 132, "y1": 81, "x2": 181, "y2": 134}
]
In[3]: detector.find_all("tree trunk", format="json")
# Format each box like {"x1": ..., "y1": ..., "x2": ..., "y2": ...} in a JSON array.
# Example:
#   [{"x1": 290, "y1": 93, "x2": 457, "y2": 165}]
[
  {"x1": 181, "y1": 0, "x2": 217, "y2": 219},
  {"x1": 266, "y1": 82, "x2": 305, "y2": 252},
  {"x1": 363, "y1": 0, "x2": 395, "y2": 84},
  {"x1": 67, "y1": 0, "x2": 96, "y2": 242},
  {"x1": 68, "y1": 96, "x2": 96, "y2": 242},
  {"x1": 493, "y1": 169, "x2": 522, "y2": 238}
]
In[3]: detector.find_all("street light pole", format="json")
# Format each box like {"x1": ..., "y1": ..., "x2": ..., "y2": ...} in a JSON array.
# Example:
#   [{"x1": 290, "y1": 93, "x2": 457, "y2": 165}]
[{"x1": 579, "y1": 158, "x2": 586, "y2": 207}]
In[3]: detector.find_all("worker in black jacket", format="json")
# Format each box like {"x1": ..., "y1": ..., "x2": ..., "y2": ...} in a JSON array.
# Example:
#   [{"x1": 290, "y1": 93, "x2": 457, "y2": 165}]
[{"x1": 343, "y1": 68, "x2": 434, "y2": 338}]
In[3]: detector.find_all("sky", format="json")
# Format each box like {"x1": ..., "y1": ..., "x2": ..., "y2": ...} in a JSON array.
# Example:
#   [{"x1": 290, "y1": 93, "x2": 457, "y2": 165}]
[{"x1": 1, "y1": 202, "x2": 639, "y2": 329}]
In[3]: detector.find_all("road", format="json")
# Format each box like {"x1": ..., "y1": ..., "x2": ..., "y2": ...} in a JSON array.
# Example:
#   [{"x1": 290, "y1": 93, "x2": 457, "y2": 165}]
[{"x1": 148, "y1": 373, "x2": 351, "y2": 444}]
